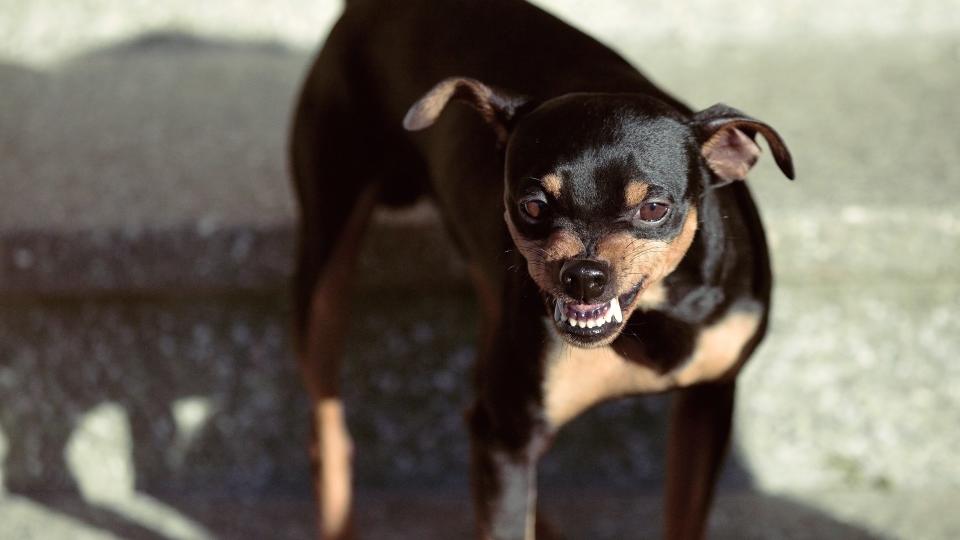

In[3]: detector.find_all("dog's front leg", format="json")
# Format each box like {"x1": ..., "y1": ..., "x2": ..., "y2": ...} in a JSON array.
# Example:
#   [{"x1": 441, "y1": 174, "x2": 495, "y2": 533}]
[
  {"x1": 469, "y1": 402, "x2": 548, "y2": 540},
  {"x1": 466, "y1": 295, "x2": 555, "y2": 540}
]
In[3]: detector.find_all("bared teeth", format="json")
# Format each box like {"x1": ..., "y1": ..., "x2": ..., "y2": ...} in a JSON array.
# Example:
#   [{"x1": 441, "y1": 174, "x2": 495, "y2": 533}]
[
  {"x1": 610, "y1": 297, "x2": 623, "y2": 323},
  {"x1": 553, "y1": 297, "x2": 624, "y2": 330}
]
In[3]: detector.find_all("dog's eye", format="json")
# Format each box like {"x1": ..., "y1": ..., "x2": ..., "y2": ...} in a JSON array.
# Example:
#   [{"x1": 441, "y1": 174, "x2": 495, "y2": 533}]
[
  {"x1": 637, "y1": 202, "x2": 670, "y2": 223},
  {"x1": 520, "y1": 199, "x2": 548, "y2": 221}
]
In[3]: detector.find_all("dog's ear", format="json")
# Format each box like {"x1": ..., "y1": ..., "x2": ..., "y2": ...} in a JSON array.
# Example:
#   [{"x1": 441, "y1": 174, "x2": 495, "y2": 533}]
[
  {"x1": 403, "y1": 77, "x2": 529, "y2": 146},
  {"x1": 691, "y1": 104, "x2": 795, "y2": 184}
]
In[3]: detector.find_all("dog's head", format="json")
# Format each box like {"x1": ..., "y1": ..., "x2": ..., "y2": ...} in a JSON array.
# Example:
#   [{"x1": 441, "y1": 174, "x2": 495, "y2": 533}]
[{"x1": 405, "y1": 77, "x2": 793, "y2": 347}]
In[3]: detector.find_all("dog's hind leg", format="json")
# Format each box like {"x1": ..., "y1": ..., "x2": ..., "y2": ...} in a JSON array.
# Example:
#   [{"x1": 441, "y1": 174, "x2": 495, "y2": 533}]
[
  {"x1": 663, "y1": 381, "x2": 736, "y2": 540},
  {"x1": 290, "y1": 93, "x2": 382, "y2": 539}
]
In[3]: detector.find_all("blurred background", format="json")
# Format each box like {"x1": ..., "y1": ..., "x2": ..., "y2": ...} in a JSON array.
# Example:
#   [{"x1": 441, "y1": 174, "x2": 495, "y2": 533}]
[{"x1": 1, "y1": 0, "x2": 958, "y2": 538}]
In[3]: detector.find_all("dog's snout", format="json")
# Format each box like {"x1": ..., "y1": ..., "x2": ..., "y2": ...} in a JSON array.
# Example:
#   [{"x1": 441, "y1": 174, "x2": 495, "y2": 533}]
[{"x1": 560, "y1": 259, "x2": 608, "y2": 302}]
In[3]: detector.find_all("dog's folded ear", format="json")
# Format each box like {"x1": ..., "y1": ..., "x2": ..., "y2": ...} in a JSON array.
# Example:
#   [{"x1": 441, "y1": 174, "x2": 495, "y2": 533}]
[
  {"x1": 403, "y1": 77, "x2": 529, "y2": 146},
  {"x1": 691, "y1": 104, "x2": 795, "y2": 184}
]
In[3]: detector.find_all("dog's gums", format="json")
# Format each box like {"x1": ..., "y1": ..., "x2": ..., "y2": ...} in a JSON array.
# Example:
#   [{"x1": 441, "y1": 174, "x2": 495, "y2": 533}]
[{"x1": 554, "y1": 296, "x2": 622, "y2": 328}]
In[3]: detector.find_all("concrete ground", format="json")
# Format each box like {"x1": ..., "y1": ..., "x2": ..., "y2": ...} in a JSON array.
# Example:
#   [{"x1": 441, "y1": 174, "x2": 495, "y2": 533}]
[{"x1": 5, "y1": 488, "x2": 954, "y2": 540}]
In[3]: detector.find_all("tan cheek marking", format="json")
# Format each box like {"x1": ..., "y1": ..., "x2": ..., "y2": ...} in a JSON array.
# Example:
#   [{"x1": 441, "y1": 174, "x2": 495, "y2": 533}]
[
  {"x1": 595, "y1": 232, "x2": 664, "y2": 293},
  {"x1": 316, "y1": 398, "x2": 353, "y2": 537},
  {"x1": 542, "y1": 173, "x2": 562, "y2": 199},
  {"x1": 542, "y1": 325, "x2": 673, "y2": 429},
  {"x1": 596, "y1": 209, "x2": 698, "y2": 318},
  {"x1": 675, "y1": 311, "x2": 761, "y2": 386},
  {"x1": 657, "y1": 208, "x2": 698, "y2": 279},
  {"x1": 624, "y1": 181, "x2": 649, "y2": 207},
  {"x1": 596, "y1": 209, "x2": 698, "y2": 292},
  {"x1": 506, "y1": 211, "x2": 583, "y2": 291}
]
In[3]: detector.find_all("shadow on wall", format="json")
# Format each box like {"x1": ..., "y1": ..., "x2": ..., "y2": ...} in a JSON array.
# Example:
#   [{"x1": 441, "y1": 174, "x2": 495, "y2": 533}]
[{"x1": 0, "y1": 34, "x2": 882, "y2": 539}]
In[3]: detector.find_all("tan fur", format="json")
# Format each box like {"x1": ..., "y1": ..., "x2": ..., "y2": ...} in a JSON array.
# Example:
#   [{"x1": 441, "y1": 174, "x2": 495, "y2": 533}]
[
  {"x1": 596, "y1": 209, "x2": 698, "y2": 318},
  {"x1": 505, "y1": 211, "x2": 584, "y2": 291},
  {"x1": 542, "y1": 307, "x2": 760, "y2": 429},
  {"x1": 542, "y1": 330, "x2": 672, "y2": 428},
  {"x1": 674, "y1": 311, "x2": 761, "y2": 385},
  {"x1": 317, "y1": 398, "x2": 353, "y2": 537},
  {"x1": 541, "y1": 173, "x2": 563, "y2": 199},
  {"x1": 624, "y1": 181, "x2": 649, "y2": 207}
]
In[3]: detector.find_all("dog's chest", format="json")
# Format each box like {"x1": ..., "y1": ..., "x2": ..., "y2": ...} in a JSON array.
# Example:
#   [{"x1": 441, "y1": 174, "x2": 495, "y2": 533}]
[{"x1": 540, "y1": 308, "x2": 761, "y2": 429}]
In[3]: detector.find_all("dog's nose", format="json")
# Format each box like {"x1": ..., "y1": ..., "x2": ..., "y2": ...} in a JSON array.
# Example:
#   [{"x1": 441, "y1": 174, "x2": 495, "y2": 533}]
[{"x1": 560, "y1": 259, "x2": 609, "y2": 302}]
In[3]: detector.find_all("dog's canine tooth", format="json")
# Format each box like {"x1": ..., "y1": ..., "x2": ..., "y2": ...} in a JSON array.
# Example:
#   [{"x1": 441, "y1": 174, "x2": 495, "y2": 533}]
[
  {"x1": 554, "y1": 300, "x2": 563, "y2": 322},
  {"x1": 611, "y1": 297, "x2": 623, "y2": 323}
]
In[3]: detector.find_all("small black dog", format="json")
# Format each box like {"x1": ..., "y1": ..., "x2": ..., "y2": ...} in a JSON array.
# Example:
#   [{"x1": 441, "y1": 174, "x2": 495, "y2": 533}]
[{"x1": 289, "y1": 0, "x2": 794, "y2": 538}]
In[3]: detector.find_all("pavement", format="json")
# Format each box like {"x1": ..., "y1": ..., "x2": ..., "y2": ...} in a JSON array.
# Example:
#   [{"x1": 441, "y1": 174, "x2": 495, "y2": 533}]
[{"x1": 0, "y1": 488, "x2": 926, "y2": 539}]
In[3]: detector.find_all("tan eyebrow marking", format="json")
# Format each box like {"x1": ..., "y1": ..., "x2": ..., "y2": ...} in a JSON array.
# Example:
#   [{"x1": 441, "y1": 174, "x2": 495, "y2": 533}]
[
  {"x1": 624, "y1": 181, "x2": 649, "y2": 207},
  {"x1": 542, "y1": 173, "x2": 562, "y2": 198}
]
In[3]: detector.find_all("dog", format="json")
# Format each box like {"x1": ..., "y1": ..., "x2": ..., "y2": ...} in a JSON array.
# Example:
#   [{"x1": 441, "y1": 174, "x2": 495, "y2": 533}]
[{"x1": 289, "y1": 0, "x2": 794, "y2": 538}]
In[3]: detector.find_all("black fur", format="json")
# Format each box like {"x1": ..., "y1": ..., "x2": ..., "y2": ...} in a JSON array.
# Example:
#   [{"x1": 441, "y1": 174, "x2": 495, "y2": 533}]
[{"x1": 290, "y1": 1, "x2": 794, "y2": 538}]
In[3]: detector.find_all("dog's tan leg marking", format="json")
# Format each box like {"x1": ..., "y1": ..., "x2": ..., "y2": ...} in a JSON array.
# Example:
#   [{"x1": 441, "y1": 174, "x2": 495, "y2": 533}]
[
  {"x1": 317, "y1": 398, "x2": 353, "y2": 538},
  {"x1": 541, "y1": 173, "x2": 563, "y2": 199},
  {"x1": 300, "y1": 184, "x2": 379, "y2": 538},
  {"x1": 487, "y1": 450, "x2": 538, "y2": 540},
  {"x1": 675, "y1": 310, "x2": 761, "y2": 385},
  {"x1": 624, "y1": 181, "x2": 649, "y2": 207}
]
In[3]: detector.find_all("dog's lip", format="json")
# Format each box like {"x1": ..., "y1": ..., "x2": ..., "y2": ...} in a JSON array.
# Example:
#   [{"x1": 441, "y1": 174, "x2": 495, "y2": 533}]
[{"x1": 548, "y1": 283, "x2": 643, "y2": 313}]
